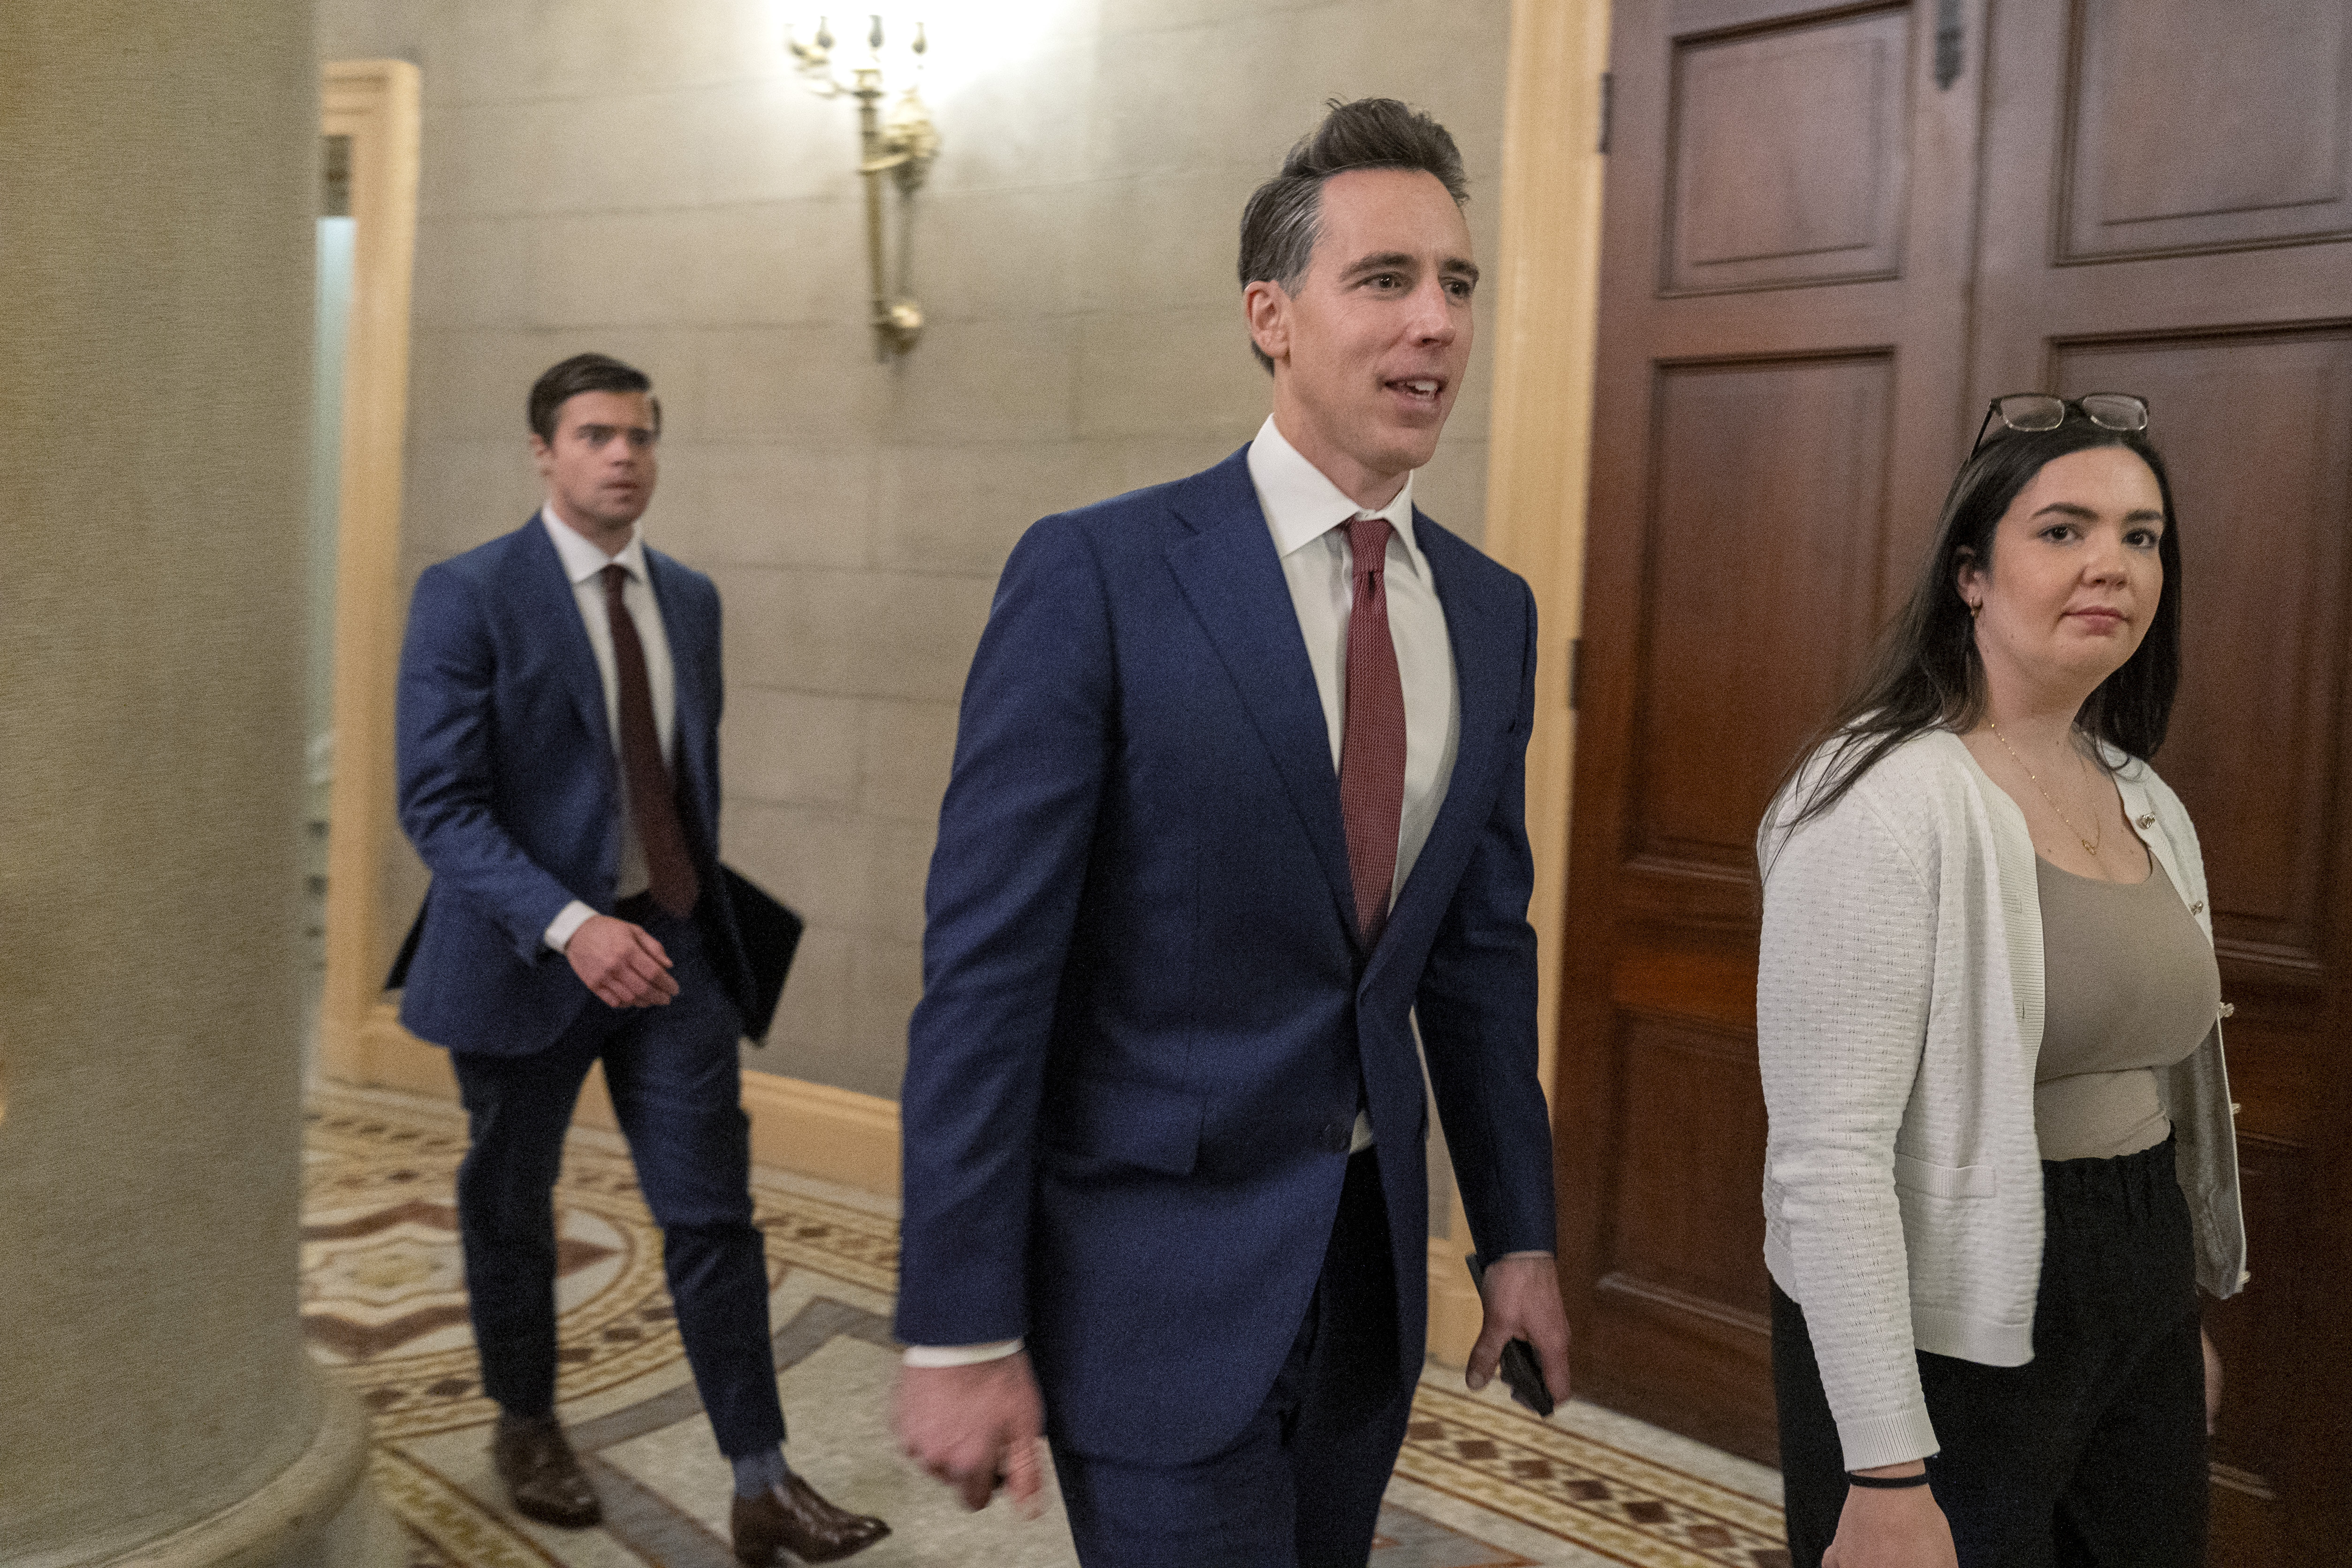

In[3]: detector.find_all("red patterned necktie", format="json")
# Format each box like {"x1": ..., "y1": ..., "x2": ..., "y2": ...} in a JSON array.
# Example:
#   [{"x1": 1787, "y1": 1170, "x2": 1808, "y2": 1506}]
[
  {"x1": 602, "y1": 564, "x2": 700, "y2": 917},
  {"x1": 1338, "y1": 515, "x2": 1407, "y2": 944}
]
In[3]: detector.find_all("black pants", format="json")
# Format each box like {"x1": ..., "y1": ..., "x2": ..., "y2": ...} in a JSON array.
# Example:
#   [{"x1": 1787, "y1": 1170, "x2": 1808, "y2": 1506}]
[
  {"x1": 1049, "y1": 1149, "x2": 1413, "y2": 1568},
  {"x1": 1774, "y1": 1137, "x2": 2207, "y2": 1568},
  {"x1": 449, "y1": 910, "x2": 784, "y2": 1456}
]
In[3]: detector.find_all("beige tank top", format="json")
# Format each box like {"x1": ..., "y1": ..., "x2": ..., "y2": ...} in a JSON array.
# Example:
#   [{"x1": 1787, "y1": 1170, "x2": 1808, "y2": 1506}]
[{"x1": 2033, "y1": 855, "x2": 2221, "y2": 1162}]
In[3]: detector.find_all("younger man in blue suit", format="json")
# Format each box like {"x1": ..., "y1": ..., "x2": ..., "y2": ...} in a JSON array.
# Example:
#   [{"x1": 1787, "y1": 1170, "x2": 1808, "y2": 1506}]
[
  {"x1": 893, "y1": 101, "x2": 1573, "y2": 1566},
  {"x1": 394, "y1": 354, "x2": 886, "y2": 1564}
]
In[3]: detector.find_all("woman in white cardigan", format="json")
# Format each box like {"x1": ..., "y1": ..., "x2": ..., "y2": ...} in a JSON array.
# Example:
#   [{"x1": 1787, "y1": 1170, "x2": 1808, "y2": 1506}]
[{"x1": 1757, "y1": 395, "x2": 2245, "y2": 1568}]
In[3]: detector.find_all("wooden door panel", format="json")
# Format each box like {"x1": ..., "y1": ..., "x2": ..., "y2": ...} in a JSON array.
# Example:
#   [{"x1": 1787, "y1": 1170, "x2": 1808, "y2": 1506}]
[
  {"x1": 1601, "y1": 1013, "x2": 1774, "y2": 1316},
  {"x1": 1584, "y1": 1012, "x2": 1781, "y2": 1454},
  {"x1": 2062, "y1": 0, "x2": 2352, "y2": 261},
  {"x1": 2202, "y1": 1133, "x2": 2322, "y2": 1538},
  {"x1": 1666, "y1": 6, "x2": 1913, "y2": 292},
  {"x1": 1979, "y1": 246, "x2": 2352, "y2": 338},
  {"x1": 1610, "y1": 946, "x2": 1757, "y2": 1029},
  {"x1": 1636, "y1": 356, "x2": 1892, "y2": 871},
  {"x1": 1565, "y1": 0, "x2": 1984, "y2": 1464}
]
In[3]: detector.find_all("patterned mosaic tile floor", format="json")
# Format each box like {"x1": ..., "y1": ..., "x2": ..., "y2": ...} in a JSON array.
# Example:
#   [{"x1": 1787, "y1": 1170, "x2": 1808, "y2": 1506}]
[{"x1": 304, "y1": 1083, "x2": 1787, "y2": 1568}]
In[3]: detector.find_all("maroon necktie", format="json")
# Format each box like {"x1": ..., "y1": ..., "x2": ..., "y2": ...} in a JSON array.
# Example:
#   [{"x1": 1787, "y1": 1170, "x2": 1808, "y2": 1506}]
[
  {"x1": 1338, "y1": 515, "x2": 1407, "y2": 944},
  {"x1": 602, "y1": 564, "x2": 700, "y2": 918}
]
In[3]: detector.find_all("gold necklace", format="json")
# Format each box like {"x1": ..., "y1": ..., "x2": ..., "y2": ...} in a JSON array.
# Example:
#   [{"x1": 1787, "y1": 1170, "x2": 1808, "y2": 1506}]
[{"x1": 1989, "y1": 719, "x2": 2103, "y2": 860}]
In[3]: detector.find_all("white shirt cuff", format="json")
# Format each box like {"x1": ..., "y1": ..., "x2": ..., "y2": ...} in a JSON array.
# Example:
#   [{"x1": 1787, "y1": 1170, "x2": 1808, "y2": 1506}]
[
  {"x1": 544, "y1": 900, "x2": 596, "y2": 953},
  {"x1": 902, "y1": 1339, "x2": 1024, "y2": 1368}
]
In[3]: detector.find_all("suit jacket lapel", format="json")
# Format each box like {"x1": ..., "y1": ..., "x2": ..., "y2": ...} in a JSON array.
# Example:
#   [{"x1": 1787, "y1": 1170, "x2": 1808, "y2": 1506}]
[
  {"x1": 1378, "y1": 513, "x2": 1514, "y2": 946},
  {"x1": 644, "y1": 549, "x2": 706, "y2": 767},
  {"x1": 510, "y1": 515, "x2": 614, "y2": 759},
  {"x1": 1161, "y1": 452, "x2": 1359, "y2": 937},
  {"x1": 642, "y1": 548, "x2": 717, "y2": 850}
]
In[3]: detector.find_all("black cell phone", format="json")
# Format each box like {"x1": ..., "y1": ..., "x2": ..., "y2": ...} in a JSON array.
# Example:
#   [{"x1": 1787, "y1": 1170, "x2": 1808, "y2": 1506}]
[{"x1": 1463, "y1": 1254, "x2": 1556, "y2": 1417}]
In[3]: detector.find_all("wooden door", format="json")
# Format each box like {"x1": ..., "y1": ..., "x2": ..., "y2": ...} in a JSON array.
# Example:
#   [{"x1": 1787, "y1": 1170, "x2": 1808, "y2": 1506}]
[
  {"x1": 1564, "y1": 0, "x2": 2352, "y2": 1555},
  {"x1": 1968, "y1": 5, "x2": 2352, "y2": 1558},
  {"x1": 1560, "y1": 0, "x2": 1988, "y2": 1461}
]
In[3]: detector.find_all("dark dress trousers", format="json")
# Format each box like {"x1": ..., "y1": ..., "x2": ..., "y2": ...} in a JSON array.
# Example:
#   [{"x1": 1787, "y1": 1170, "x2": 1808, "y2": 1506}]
[
  {"x1": 1774, "y1": 1138, "x2": 2208, "y2": 1568},
  {"x1": 393, "y1": 517, "x2": 782, "y2": 1454},
  {"x1": 898, "y1": 450, "x2": 1560, "y2": 1564}
]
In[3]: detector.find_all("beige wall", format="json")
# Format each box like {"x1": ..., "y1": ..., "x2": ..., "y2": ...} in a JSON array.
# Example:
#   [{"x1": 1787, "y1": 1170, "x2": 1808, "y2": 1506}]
[{"x1": 320, "y1": 0, "x2": 1516, "y2": 1100}]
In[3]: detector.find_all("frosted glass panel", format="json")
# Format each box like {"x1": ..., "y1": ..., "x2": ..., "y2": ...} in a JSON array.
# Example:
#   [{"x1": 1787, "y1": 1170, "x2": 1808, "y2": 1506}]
[
  {"x1": 305, "y1": 213, "x2": 356, "y2": 1052},
  {"x1": 311, "y1": 215, "x2": 355, "y2": 751}
]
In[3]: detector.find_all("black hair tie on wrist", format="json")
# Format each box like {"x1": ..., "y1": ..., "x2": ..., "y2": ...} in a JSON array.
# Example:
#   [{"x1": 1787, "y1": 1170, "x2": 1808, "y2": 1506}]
[{"x1": 1846, "y1": 1470, "x2": 1933, "y2": 1489}]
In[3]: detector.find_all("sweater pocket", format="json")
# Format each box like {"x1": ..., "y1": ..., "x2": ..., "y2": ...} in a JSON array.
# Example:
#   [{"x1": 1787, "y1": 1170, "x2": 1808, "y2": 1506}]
[{"x1": 1893, "y1": 1151, "x2": 1995, "y2": 1199}]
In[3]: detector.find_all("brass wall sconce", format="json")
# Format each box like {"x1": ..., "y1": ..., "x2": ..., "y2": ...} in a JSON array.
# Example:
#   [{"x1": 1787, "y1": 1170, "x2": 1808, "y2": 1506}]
[{"x1": 787, "y1": 14, "x2": 942, "y2": 355}]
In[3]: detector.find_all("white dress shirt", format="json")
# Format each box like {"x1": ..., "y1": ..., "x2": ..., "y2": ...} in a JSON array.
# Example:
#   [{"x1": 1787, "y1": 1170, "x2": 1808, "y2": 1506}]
[
  {"x1": 1249, "y1": 422, "x2": 1556, "y2": 1277},
  {"x1": 1248, "y1": 415, "x2": 1461, "y2": 906},
  {"x1": 904, "y1": 419, "x2": 1464, "y2": 1368},
  {"x1": 538, "y1": 505, "x2": 678, "y2": 953},
  {"x1": 1256, "y1": 415, "x2": 1461, "y2": 1158}
]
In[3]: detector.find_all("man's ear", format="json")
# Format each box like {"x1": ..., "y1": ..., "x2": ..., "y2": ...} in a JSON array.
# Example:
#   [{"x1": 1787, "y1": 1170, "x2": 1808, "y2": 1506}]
[{"x1": 1243, "y1": 279, "x2": 1289, "y2": 366}]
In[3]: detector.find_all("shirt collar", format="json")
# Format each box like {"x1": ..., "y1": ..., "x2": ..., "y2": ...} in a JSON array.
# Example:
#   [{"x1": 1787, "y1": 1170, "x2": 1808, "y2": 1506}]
[
  {"x1": 1246, "y1": 416, "x2": 1424, "y2": 579},
  {"x1": 540, "y1": 504, "x2": 647, "y2": 586}
]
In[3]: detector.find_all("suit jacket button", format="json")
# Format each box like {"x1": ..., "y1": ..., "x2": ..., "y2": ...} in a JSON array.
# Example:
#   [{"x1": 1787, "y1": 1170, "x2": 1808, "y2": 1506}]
[{"x1": 1324, "y1": 1118, "x2": 1352, "y2": 1153}]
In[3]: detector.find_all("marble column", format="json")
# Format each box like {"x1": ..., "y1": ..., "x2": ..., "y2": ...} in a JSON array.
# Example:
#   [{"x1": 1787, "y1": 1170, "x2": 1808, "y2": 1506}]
[{"x1": 0, "y1": 6, "x2": 389, "y2": 1565}]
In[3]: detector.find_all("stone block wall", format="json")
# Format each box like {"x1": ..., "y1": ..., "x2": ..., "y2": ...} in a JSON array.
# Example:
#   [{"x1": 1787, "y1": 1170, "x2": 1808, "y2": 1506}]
[{"x1": 320, "y1": 0, "x2": 1514, "y2": 1098}]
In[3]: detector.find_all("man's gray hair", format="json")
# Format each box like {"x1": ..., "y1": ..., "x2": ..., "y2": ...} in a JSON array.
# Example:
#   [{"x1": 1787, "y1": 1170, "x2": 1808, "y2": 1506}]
[{"x1": 1237, "y1": 98, "x2": 1470, "y2": 373}]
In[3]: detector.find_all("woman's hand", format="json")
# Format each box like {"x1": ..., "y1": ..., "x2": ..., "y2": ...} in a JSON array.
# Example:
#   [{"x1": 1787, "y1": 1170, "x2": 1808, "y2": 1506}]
[
  {"x1": 2202, "y1": 1326, "x2": 2223, "y2": 1435},
  {"x1": 1823, "y1": 1466, "x2": 1956, "y2": 1568}
]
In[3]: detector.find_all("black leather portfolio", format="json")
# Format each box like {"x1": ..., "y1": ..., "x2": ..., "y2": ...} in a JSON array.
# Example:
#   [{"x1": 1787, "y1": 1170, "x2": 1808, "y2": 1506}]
[{"x1": 722, "y1": 862, "x2": 803, "y2": 1045}]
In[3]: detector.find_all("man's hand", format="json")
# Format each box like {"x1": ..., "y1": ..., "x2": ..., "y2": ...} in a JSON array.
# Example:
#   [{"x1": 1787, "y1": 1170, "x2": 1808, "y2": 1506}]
[
  {"x1": 895, "y1": 1352, "x2": 1046, "y2": 1515},
  {"x1": 565, "y1": 915, "x2": 678, "y2": 1008},
  {"x1": 1465, "y1": 1252, "x2": 1572, "y2": 1408}
]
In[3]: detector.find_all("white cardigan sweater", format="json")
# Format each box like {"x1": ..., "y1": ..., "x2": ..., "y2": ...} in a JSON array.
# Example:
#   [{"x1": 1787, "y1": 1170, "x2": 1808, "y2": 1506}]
[{"x1": 1757, "y1": 729, "x2": 2246, "y2": 1470}]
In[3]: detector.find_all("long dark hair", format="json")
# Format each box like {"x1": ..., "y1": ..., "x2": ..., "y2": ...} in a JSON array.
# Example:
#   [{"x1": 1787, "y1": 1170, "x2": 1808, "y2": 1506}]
[{"x1": 1772, "y1": 416, "x2": 2185, "y2": 839}]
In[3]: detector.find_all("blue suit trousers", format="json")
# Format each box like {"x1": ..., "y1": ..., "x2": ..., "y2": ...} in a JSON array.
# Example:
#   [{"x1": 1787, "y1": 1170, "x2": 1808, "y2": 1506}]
[
  {"x1": 1048, "y1": 1149, "x2": 1415, "y2": 1568},
  {"x1": 448, "y1": 912, "x2": 783, "y2": 1456}
]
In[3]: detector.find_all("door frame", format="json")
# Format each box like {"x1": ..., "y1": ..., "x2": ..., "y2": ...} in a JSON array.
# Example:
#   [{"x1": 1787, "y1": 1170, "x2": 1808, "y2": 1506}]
[
  {"x1": 1451, "y1": 0, "x2": 1614, "y2": 1361},
  {"x1": 314, "y1": 59, "x2": 422, "y2": 1087}
]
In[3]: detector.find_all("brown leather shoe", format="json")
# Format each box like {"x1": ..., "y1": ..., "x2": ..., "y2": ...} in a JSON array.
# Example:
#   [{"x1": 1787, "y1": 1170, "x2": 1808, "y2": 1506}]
[
  {"x1": 731, "y1": 1475, "x2": 890, "y2": 1565},
  {"x1": 491, "y1": 1414, "x2": 602, "y2": 1529}
]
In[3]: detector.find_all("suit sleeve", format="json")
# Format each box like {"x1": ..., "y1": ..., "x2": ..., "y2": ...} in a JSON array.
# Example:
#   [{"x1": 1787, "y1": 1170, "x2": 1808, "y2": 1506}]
[
  {"x1": 1416, "y1": 578, "x2": 1558, "y2": 1261},
  {"x1": 894, "y1": 516, "x2": 1115, "y2": 1347},
  {"x1": 395, "y1": 563, "x2": 581, "y2": 962}
]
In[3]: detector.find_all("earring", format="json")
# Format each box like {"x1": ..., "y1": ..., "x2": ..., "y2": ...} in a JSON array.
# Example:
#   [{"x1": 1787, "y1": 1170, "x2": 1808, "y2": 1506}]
[{"x1": 1968, "y1": 600, "x2": 1982, "y2": 619}]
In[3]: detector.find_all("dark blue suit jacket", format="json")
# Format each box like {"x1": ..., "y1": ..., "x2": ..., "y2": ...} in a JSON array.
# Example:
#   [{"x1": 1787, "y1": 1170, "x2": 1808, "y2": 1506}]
[
  {"x1": 392, "y1": 517, "x2": 753, "y2": 1055},
  {"x1": 895, "y1": 450, "x2": 1558, "y2": 1464}
]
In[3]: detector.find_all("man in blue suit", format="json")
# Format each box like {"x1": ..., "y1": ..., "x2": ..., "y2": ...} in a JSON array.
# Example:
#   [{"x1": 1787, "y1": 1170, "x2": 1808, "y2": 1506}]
[
  {"x1": 893, "y1": 101, "x2": 1572, "y2": 1566},
  {"x1": 394, "y1": 354, "x2": 887, "y2": 1564}
]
